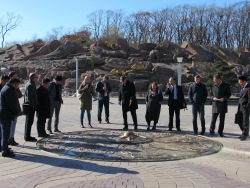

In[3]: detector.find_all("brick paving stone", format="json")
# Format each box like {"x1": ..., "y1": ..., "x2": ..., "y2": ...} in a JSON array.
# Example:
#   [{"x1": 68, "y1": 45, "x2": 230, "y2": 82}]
[
  {"x1": 114, "y1": 186, "x2": 127, "y2": 188},
  {"x1": 194, "y1": 186, "x2": 212, "y2": 188}
]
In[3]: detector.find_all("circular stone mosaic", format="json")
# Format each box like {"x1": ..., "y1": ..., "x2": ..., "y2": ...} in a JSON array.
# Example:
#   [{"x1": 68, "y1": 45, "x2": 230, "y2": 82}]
[{"x1": 37, "y1": 130, "x2": 223, "y2": 162}]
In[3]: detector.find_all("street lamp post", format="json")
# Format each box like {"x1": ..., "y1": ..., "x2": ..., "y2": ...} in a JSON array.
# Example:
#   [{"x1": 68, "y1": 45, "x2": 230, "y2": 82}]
[
  {"x1": 177, "y1": 57, "x2": 183, "y2": 86},
  {"x1": 75, "y1": 57, "x2": 78, "y2": 97}
]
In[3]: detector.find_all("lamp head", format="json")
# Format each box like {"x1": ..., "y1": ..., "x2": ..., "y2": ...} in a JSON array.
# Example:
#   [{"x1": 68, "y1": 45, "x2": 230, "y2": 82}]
[{"x1": 177, "y1": 57, "x2": 183, "y2": 63}]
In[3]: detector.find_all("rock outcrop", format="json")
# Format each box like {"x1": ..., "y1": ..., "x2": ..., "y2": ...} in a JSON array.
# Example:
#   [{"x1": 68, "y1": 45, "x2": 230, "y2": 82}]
[{"x1": 1, "y1": 39, "x2": 249, "y2": 93}]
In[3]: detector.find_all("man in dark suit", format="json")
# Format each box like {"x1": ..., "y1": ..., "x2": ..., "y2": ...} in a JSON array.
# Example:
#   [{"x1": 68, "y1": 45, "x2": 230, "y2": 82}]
[
  {"x1": 119, "y1": 76, "x2": 138, "y2": 130},
  {"x1": 237, "y1": 75, "x2": 250, "y2": 141},
  {"x1": 95, "y1": 75, "x2": 111, "y2": 124},
  {"x1": 47, "y1": 75, "x2": 64, "y2": 133},
  {"x1": 209, "y1": 74, "x2": 231, "y2": 137},
  {"x1": 0, "y1": 78, "x2": 20, "y2": 157},
  {"x1": 188, "y1": 75, "x2": 208, "y2": 135},
  {"x1": 165, "y1": 77, "x2": 186, "y2": 131},
  {"x1": 36, "y1": 78, "x2": 51, "y2": 137}
]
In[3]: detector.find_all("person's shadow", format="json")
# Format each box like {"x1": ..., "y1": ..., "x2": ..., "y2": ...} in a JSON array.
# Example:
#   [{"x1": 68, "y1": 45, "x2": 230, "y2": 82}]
[{"x1": 14, "y1": 151, "x2": 138, "y2": 175}]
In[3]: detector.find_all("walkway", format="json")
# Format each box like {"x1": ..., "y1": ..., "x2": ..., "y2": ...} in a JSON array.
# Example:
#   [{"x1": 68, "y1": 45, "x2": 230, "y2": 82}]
[{"x1": 0, "y1": 98, "x2": 249, "y2": 188}]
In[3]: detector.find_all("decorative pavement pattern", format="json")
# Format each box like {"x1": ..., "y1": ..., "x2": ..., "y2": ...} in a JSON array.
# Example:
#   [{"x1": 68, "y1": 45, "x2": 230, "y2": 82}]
[
  {"x1": 0, "y1": 98, "x2": 250, "y2": 188},
  {"x1": 37, "y1": 130, "x2": 222, "y2": 162}
]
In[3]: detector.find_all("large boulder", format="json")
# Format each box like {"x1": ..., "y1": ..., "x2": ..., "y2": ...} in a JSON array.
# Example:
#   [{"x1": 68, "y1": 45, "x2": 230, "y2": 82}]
[
  {"x1": 138, "y1": 43, "x2": 156, "y2": 51},
  {"x1": 116, "y1": 38, "x2": 129, "y2": 51},
  {"x1": 181, "y1": 73, "x2": 194, "y2": 84},
  {"x1": 18, "y1": 66, "x2": 28, "y2": 78},
  {"x1": 94, "y1": 67, "x2": 111, "y2": 77},
  {"x1": 51, "y1": 67, "x2": 66, "y2": 71},
  {"x1": 152, "y1": 65, "x2": 175, "y2": 75},
  {"x1": 26, "y1": 40, "x2": 62, "y2": 60},
  {"x1": 145, "y1": 61, "x2": 154, "y2": 71},
  {"x1": 128, "y1": 71, "x2": 152, "y2": 79},
  {"x1": 66, "y1": 56, "x2": 104, "y2": 70},
  {"x1": 64, "y1": 78, "x2": 79, "y2": 90},
  {"x1": 134, "y1": 80, "x2": 150, "y2": 92},
  {"x1": 22, "y1": 42, "x2": 40, "y2": 56},
  {"x1": 0, "y1": 44, "x2": 26, "y2": 61},
  {"x1": 105, "y1": 58, "x2": 131, "y2": 70},
  {"x1": 44, "y1": 41, "x2": 83, "y2": 60},
  {"x1": 108, "y1": 78, "x2": 120, "y2": 92},
  {"x1": 234, "y1": 65, "x2": 247, "y2": 77},
  {"x1": 90, "y1": 44, "x2": 102, "y2": 56},
  {"x1": 61, "y1": 71, "x2": 73, "y2": 79},
  {"x1": 80, "y1": 71, "x2": 95, "y2": 80},
  {"x1": 182, "y1": 42, "x2": 215, "y2": 62},
  {"x1": 26, "y1": 67, "x2": 36, "y2": 76},
  {"x1": 71, "y1": 70, "x2": 76, "y2": 77},
  {"x1": 155, "y1": 74, "x2": 168, "y2": 84},
  {"x1": 131, "y1": 62, "x2": 146, "y2": 71},
  {"x1": 156, "y1": 40, "x2": 176, "y2": 51},
  {"x1": 148, "y1": 50, "x2": 160, "y2": 62},
  {"x1": 67, "y1": 59, "x2": 80, "y2": 69},
  {"x1": 101, "y1": 49, "x2": 127, "y2": 59},
  {"x1": 92, "y1": 55, "x2": 105, "y2": 66},
  {"x1": 239, "y1": 52, "x2": 250, "y2": 65}
]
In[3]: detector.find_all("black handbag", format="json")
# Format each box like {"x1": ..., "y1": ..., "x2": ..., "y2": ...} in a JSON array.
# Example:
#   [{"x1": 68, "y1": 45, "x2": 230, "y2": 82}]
[
  {"x1": 234, "y1": 111, "x2": 243, "y2": 124},
  {"x1": 22, "y1": 102, "x2": 30, "y2": 115},
  {"x1": 22, "y1": 95, "x2": 30, "y2": 116}
]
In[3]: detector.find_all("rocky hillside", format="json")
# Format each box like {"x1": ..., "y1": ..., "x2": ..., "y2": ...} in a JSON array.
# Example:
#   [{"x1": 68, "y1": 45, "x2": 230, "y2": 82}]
[{"x1": 0, "y1": 38, "x2": 249, "y2": 93}]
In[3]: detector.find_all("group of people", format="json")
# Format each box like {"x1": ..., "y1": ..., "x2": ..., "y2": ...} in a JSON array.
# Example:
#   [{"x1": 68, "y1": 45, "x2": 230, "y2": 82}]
[
  {"x1": 91, "y1": 74, "x2": 248, "y2": 141},
  {"x1": 0, "y1": 73, "x2": 63, "y2": 158},
  {"x1": 188, "y1": 74, "x2": 248, "y2": 141},
  {"x1": 0, "y1": 72, "x2": 249, "y2": 158},
  {"x1": 24, "y1": 73, "x2": 63, "y2": 142}
]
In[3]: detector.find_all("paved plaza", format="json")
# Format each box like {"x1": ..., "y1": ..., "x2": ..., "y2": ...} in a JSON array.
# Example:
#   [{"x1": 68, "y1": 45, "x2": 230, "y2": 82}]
[{"x1": 0, "y1": 97, "x2": 250, "y2": 188}]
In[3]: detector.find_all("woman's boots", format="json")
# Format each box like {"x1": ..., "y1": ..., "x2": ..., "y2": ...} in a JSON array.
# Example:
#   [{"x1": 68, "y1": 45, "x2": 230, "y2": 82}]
[
  {"x1": 147, "y1": 122, "x2": 150, "y2": 131},
  {"x1": 152, "y1": 122, "x2": 157, "y2": 130}
]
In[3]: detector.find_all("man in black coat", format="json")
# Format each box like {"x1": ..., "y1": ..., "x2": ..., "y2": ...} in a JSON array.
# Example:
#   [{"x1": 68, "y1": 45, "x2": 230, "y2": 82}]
[
  {"x1": 0, "y1": 78, "x2": 20, "y2": 157},
  {"x1": 95, "y1": 75, "x2": 111, "y2": 124},
  {"x1": 24, "y1": 73, "x2": 39, "y2": 142},
  {"x1": 165, "y1": 77, "x2": 186, "y2": 131},
  {"x1": 118, "y1": 76, "x2": 138, "y2": 130},
  {"x1": 37, "y1": 78, "x2": 51, "y2": 137},
  {"x1": 210, "y1": 74, "x2": 231, "y2": 137},
  {"x1": 188, "y1": 75, "x2": 208, "y2": 135},
  {"x1": 237, "y1": 75, "x2": 250, "y2": 141},
  {"x1": 0, "y1": 75, "x2": 10, "y2": 153}
]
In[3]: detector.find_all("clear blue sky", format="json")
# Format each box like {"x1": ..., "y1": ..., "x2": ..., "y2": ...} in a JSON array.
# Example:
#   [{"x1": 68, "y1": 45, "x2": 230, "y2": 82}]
[{"x1": 0, "y1": 0, "x2": 246, "y2": 46}]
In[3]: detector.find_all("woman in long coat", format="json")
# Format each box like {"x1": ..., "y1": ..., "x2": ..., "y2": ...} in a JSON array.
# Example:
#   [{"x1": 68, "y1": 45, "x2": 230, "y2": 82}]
[
  {"x1": 79, "y1": 76, "x2": 96, "y2": 128},
  {"x1": 145, "y1": 82, "x2": 163, "y2": 130}
]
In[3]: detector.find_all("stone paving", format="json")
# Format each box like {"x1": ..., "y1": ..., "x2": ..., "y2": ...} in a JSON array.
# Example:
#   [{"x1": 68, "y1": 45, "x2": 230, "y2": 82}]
[{"x1": 0, "y1": 97, "x2": 250, "y2": 188}]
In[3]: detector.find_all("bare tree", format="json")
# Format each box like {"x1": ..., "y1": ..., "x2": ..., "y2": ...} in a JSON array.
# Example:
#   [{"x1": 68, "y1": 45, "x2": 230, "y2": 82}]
[
  {"x1": 87, "y1": 10, "x2": 104, "y2": 41},
  {"x1": 87, "y1": 2, "x2": 249, "y2": 49},
  {"x1": 124, "y1": 11, "x2": 152, "y2": 45},
  {"x1": 0, "y1": 13, "x2": 22, "y2": 48},
  {"x1": 44, "y1": 26, "x2": 64, "y2": 42},
  {"x1": 110, "y1": 9, "x2": 125, "y2": 41},
  {"x1": 231, "y1": 1, "x2": 250, "y2": 48},
  {"x1": 87, "y1": 9, "x2": 125, "y2": 43},
  {"x1": 150, "y1": 9, "x2": 169, "y2": 43}
]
